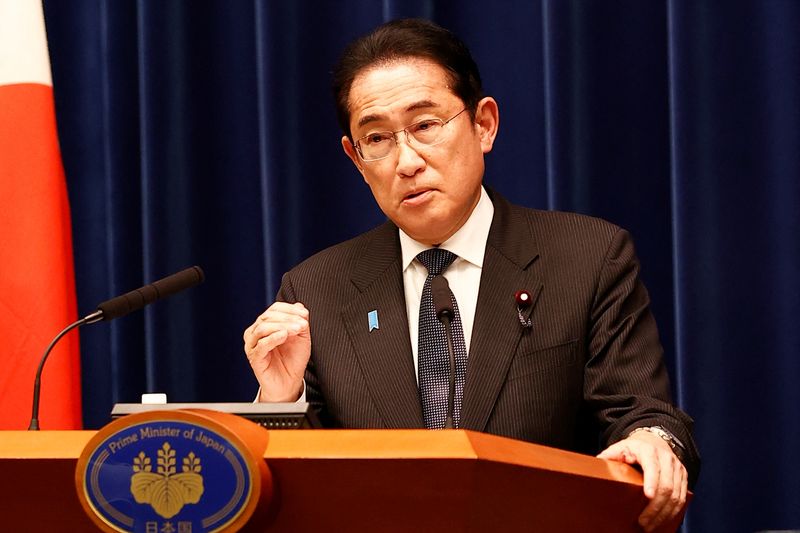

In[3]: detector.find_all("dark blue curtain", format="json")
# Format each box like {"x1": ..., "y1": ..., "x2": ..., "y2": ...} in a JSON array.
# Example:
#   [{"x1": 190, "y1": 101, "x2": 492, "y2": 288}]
[{"x1": 41, "y1": 1, "x2": 800, "y2": 531}]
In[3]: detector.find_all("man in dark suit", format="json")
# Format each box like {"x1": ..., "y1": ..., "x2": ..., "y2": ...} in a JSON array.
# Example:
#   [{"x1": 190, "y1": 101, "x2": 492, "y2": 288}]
[{"x1": 243, "y1": 19, "x2": 698, "y2": 531}]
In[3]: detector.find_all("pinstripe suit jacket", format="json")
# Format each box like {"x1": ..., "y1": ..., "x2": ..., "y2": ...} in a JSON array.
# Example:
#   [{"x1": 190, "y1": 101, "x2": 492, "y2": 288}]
[{"x1": 276, "y1": 188, "x2": 700, "y2": 484}]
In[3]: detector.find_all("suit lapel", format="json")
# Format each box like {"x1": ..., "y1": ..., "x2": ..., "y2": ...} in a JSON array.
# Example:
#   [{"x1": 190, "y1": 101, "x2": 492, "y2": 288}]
[
  {"x1": 461, "y1": 191, "x2": 542, "y2": 432},
  {"x1": 341, "y1": 223, "x2": 424, "y2": 428}
]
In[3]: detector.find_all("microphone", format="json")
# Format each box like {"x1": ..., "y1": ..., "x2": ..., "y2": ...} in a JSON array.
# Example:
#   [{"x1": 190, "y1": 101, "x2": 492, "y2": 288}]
[
  {"x1": 87, "y1": 265, "x2": 205, "y2": 323},
  {"x1": 431, "y1": 275, "x2": 456, "y2": 429},
  {"x1": 28, "y1": 266, "x2": 205, "y2": 430}
]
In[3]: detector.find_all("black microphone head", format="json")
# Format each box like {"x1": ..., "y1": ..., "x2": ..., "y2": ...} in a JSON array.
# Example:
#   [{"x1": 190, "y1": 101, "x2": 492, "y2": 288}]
[
  {"x1": 96, "y1": 266, "x2": 205, "y2": 321},
  {"x1": 152, "y1": 265, "x2": 205, "y2": 296},
  {"x1": 431, "y1": 275, "x2": 454, "y2": 320}
]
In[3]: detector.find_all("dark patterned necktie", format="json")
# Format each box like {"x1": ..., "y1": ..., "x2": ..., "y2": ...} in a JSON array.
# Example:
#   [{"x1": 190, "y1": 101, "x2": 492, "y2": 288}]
[{"x1": 416, "y1": 248, "x2": 468, "y2": 429}]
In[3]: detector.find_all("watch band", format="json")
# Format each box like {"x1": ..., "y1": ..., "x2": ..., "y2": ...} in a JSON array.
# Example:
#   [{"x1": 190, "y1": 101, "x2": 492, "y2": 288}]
[{"x1": 629, "y1": 425, "x2": 678, "y2": 450}]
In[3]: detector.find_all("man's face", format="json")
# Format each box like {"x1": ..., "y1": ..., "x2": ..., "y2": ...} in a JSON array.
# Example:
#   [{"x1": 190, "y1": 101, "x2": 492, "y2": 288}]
[{"x1": 342, "y1": 58, "x2": 498, "y2": 245}]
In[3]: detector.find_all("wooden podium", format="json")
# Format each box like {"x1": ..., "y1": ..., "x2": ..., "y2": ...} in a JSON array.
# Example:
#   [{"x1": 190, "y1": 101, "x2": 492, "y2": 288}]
[{"x1": 0, "y1": 429, "x2": 685, "y2": 532}]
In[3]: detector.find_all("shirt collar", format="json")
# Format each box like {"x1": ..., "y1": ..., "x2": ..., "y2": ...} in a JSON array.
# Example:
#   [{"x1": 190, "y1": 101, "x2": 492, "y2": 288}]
[{"x1": 399, "y1": 186, "x2": 494, "y2": 271}]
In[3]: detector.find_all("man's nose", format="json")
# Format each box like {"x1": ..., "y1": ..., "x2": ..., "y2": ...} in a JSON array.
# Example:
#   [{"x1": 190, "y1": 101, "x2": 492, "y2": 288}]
[{"x1": 395, "y1": 133, "x2": 426, "y2": 177}]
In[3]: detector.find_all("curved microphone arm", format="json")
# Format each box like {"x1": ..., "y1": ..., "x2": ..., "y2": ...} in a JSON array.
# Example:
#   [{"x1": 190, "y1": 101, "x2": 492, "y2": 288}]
[{"x1": 27, "y1": 316, "x2": 90, "y2": 430}]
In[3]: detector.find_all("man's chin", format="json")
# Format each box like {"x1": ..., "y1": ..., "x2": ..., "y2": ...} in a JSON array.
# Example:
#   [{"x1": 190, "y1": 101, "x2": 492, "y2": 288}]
[{"x1": 397, "y1": 220, "x2": 453, "y2": 246}]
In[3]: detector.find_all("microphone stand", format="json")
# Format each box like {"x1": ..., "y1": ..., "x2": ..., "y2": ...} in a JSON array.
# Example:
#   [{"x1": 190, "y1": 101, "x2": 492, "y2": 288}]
[
  {"x1": 26, "y1": 265, "x2": 202, "y2": 430},
  {"x1": 29, "y1": 319, "x2": 83, "y2": 430},
  {"x1": 432, "y1": 274, "x2": 457, "y2": 430},
  {"x1": 440, "y1": 312, "x2": 457, "y2": 430}
]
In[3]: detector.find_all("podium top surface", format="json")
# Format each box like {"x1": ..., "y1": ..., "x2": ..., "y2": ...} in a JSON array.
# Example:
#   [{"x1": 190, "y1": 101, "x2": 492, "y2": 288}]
[{"x1": 0, "y1": 428, "x2": 641, "y2": 485}]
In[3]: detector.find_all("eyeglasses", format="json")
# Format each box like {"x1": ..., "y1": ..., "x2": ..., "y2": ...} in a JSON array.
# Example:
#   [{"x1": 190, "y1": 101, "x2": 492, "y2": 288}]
[{"x1": 354, "y1": 108, "x2": 469, "y2": 162}]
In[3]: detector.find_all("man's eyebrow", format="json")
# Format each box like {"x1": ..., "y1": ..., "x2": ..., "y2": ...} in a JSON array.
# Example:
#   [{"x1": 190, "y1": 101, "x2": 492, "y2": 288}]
[
  {"x1": 406, "y1": 100, "x2": 439, "y2": 112},
  {"x1": 356, "y1": 100, "x2": 441, "y2": 129}
]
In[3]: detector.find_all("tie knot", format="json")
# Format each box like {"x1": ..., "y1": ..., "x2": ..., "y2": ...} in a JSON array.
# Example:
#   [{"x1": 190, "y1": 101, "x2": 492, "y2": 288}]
[{"x1": 416, "y1": 248, "x2": 457, "y2": 277}]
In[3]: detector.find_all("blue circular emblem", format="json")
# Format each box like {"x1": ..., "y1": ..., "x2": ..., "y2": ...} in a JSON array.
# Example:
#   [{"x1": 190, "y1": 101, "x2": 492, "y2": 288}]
[{"x1": 80, "y1": 419, "x2": 254, "y2": 533}]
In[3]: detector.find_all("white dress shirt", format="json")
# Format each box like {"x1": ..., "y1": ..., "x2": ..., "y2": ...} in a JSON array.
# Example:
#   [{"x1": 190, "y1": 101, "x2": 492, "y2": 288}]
[{"x1": 399, "y1": 186, "x2": 494, "y2": 381}]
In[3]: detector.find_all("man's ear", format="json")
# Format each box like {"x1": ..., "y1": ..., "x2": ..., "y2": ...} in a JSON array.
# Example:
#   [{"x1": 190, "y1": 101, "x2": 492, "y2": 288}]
[
  {"x1": 474, "y1": 97, "x2": 499, "y2": 154},
  {"x1": 341, "y1": 136, "x2": 364, "y2": 175}
]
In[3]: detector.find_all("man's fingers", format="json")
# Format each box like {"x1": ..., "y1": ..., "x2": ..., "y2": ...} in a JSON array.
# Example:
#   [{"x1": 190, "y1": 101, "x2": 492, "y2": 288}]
[
  {"x1": 246, "y1": 328, "x2": 289, "y2": 362},
  {"x1": 597, "y1": 442, "x2": 635, "y2": 464},
  {"x1": 254, "y1": 311, "x2": 308, "y2": 331},
  {"x1": 254, "y1": 316, "x2": 307, "y2": 335},
  {"x1": 637, "y1": 445, "x2": 660, "y2": 499},
  {"x1": 245, "y1": 318, "x2": 308, "y2": 356},
  {"x1": 245, "y1": 316, "x2": 309, "y2": 349},
  {"x1": 244, "y1": 302, "x2": 310, "y2": 352},
  {"x1": 257, "y1": 302, "x2": 309, "y2": 321},
  {"x1": 622, "y1": 443, "x2": 662, "y2": 530},
  {"x1": 678, "y1": 466, "x2": 688, "y2": 515},
  {"x1": 640, "y1": 451, "x2": 686, "y2": 531},
  {"x1": 668, "y1": 461, "x2": 688, "y2": 521}
]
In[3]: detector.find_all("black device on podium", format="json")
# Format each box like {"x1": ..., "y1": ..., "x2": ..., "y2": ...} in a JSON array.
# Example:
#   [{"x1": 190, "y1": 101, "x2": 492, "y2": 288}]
[{"x1": 111, "y1": 402, "x2": 321, "y2": 429}]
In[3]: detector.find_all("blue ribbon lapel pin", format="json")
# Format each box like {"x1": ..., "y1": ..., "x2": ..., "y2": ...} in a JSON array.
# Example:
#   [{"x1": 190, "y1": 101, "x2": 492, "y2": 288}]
[{"x1": 368, "y1": 310, "x2": 379, "y2": 332}]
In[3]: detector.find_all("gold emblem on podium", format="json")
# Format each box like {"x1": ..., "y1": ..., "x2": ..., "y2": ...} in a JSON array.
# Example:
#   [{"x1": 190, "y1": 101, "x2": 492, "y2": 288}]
[
  {"x1": 130, "y1": 442, "x2": 205, "y2": 519},
  {"x1": 77, "y1": 410, "x2": 272, "y2": 532}
]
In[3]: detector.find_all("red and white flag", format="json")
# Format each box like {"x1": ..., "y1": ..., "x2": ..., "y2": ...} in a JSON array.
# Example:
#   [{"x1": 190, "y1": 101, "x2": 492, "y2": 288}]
[{"x1": 0, "y1": 0, "x2": 82, "y2": 429}]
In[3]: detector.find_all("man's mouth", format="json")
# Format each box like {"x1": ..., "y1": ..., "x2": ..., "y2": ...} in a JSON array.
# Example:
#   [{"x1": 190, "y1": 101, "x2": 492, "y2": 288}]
[
  {"x1": 402, "y1": 189, "x2": 434, "y2": 204},
  {"x1": 404, "y1": 190, "x2": 427, "y2": 200},
  {"x1": 401, "y1": 189, "x2": 435, "y2": 206}
]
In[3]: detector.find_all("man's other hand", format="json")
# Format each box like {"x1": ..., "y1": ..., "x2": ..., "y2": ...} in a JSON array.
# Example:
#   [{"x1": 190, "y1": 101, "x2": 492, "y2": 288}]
[
  {"x1": 597, "y1": 429, "x2": 688, "y2": 532},
  {"x1": 243, "y1": 302, "x2": 311, "y2": 402}
]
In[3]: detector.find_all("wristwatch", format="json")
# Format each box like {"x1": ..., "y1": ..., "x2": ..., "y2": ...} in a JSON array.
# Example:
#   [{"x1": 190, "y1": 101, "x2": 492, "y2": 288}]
[{"x1": 629, "y1": 425, "x2": 678, "y2": 450}]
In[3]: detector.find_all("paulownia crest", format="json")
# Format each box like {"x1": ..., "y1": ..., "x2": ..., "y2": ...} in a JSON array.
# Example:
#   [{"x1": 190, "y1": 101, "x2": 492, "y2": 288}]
[{"x1": 130, "y1": 442, "x2": 204, "y2": 519}]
